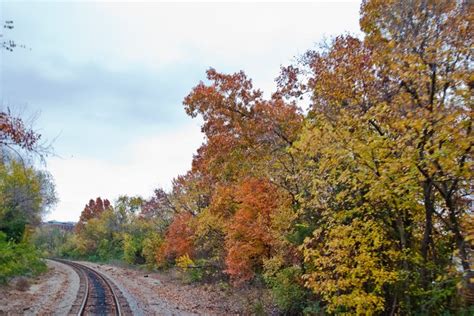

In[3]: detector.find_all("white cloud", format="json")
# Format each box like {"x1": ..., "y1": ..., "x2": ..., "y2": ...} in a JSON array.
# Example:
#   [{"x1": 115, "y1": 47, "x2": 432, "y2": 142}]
[
  {"x1": 46, "y1": 122, "x2": 203, "y2": 221},
  {"x1": 88, "y1": 2, "x2": 362, "y2": 72},
  {"x1": 3, "y1": 1, "x2": 362, "y2": 221}
]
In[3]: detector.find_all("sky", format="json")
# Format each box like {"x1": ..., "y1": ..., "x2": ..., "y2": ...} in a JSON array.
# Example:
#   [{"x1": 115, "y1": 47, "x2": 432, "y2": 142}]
[{"x1": 0, "y1": 0, "x2": 361, "y2": 222}]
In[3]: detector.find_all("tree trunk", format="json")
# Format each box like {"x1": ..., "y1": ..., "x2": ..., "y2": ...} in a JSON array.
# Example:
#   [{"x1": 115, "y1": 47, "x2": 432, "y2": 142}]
[
  {"x1": 421, "y1": 180, "x2": 434, "y2": 287},
  {"x1": 445, "y1": 196, "x2": 470, "y2": 273}
]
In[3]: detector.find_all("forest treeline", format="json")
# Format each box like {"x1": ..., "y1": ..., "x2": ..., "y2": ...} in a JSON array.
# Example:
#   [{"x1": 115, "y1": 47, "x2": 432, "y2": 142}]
[{"x1": 33, "y1": 0, "x2": 473, "y2": 314}]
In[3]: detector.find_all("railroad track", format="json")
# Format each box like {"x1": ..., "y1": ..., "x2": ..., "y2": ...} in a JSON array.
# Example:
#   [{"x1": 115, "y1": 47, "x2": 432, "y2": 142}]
[{"x1": 52, "y1": 259, "x2": 132, "y2": 316}]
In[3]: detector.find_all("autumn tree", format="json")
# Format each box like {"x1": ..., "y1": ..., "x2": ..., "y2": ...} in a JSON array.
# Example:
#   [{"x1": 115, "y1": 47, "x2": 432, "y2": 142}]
[
  {"x1": 157, "y1": 213, "x2": 195, "y2": 264},
  {"x1": 360, "y1": 0, "x2": 473, "y2": 278},
  {"x1": 0, "y1": 160, "x2": 56, "y2": 242},
  {"x1": 75, "y1": 197, "x2": 111, "y2": 233},
  {"x1": 158, "y1": 67, "x2": 304, "y2": 285},
  {"x1": 224, "y1": 178, "x2": 289, "y2": 284},
  {"x1": 183, "y1": 69, "x2": 302, "y2": 187},
  {"x1": 284, "y1": 0, "x2": 474, "y2": 313}
]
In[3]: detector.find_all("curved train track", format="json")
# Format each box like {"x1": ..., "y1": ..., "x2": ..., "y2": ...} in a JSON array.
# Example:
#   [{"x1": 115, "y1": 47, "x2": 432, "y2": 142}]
[{"x1": 52, "y1": 259, "x2": 132, "y2": 315}]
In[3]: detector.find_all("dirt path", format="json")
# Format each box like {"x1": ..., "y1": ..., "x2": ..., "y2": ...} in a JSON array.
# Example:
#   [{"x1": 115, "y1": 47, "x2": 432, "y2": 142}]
[{"x1": 0, "y1": 259, "x2": 79, "y2": 315}]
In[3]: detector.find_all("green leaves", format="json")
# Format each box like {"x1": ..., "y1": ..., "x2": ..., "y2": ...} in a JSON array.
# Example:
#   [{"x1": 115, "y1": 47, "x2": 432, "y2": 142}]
[{"x1": 0, "y1": 232, "x2": 46, "y2": 284}]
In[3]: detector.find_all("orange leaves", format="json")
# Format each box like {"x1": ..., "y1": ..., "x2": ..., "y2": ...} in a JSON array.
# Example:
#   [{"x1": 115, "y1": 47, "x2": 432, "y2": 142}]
[
  {"x1": 159, "y1": 178, "x2": 288, "y2": 284},
  {"x1": 157, "y1": 213, "x2": 195, "y2": 264},
  {"x1": 225, "y1": 178, "x2": 281, "y2": 284},
  {"x1": 183, "y1": 68, "x2": 262, "y2": 138},
  {"x1": 159, "y1": 177, "x2": 289, "y2": 284},
  {"x1": 183, "y1": 68, "x2": 303, "y2": 182},
  {"x1": 178, "y1": 67, "x2": 303, "y2": 284}
]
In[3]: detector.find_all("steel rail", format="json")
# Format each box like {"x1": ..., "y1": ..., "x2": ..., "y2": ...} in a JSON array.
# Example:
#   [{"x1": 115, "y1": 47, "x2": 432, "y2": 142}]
[
  {"x1": 52, "y1": 259, "x2": 122, "y2": 316},
  {"x1": 74, "y1": 262, "x2": 89, "y2": 316},
  {"x1": 79, "y1": 262, "x2": 122, "y2": 316}
]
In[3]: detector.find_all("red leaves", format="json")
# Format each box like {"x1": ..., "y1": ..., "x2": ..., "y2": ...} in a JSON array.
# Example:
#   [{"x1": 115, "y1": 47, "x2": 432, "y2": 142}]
[
  {"x1": 0, "y1": 111, "x2": 41, "y2": 151},
  {"x1": 75, "y1": 197, "x2": 111, "y2": 232}
]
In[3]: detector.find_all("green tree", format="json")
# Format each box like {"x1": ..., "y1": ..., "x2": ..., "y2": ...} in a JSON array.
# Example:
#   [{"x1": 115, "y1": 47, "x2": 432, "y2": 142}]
[{"x1": 0, "y1": 159, "x2": 56, "y2": 242}]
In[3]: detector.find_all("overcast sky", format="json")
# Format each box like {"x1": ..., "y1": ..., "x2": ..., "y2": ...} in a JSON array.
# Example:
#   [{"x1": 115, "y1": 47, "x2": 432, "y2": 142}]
[{"x1": 1, "y1": 1, "x2": 361, "y2": 222}]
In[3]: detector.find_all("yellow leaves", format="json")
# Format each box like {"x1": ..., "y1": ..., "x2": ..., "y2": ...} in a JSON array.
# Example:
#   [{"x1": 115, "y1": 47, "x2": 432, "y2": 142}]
[
  {"x1": 195, "y1": 208, "x2": 225, "y2": 237},
  {"x1": 302, "y1": 219, "x2": 400, "y2": 314},
  {"x1": 176, "y1": 253, "x2": 194, "y2": 271},
  {"x1": 270, "y1": 202, "x2": 296, "y2": 241},
  {"x1": 141, "y1": 232, "x2": 163, "y2": 267},
  {"x1": 262, "y1": 255, "x2": 285, "y2": 279}
]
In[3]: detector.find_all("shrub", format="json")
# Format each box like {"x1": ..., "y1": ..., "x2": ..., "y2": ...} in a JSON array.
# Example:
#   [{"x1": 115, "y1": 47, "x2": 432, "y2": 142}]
[
  {"x1": 141, "y1": 232, "x2": 163, "y2": 268},
  {"x1": 266, "y1": 266, "x2": 309, "y2": 314},
  {"x1": 176, "y1": 254, "x2": 201, "y2": 282},
  {"x1": 123, "y1": 233, "x2": 145, "y2": 265},
  {"x1": 0, "y1": 232, "x2": 46, "y2": 284}
]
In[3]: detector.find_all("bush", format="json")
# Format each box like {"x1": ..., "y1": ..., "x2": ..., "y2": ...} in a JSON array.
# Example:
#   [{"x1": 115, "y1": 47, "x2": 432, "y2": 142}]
[
  {"x1": 58, "y1": 234, "x2": 81, "y2": 259},
  {"x1": 123, "y1": 233, "x2": 145, "y2": 264},
  {"x1": 266, "y1": 266, "x2": 309, "y2": 314},
  {"x1": 141, "y1": 232, "x2": 163, "y2": 268},
  {"x1": 0, "y1": 232, "x2": 47, "y2": 284},
  {"x1": 176, "y1": 254, "x2": 200, "y2": 282}
]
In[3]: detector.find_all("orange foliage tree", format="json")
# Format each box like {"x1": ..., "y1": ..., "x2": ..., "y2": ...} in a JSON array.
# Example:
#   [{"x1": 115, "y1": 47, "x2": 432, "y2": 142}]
[
  {"x1": 157, "y1": 67, "x2": 302, "y2": 282},
  {"x1": 156, "y1": 212, "x2": 195, "y2": 264},
  {"x1": 75, "y1": 197, "x2": 111, "y2": 232},
  {"x1": 224, "y1": 178, "x2": 282, "y2": 284}
]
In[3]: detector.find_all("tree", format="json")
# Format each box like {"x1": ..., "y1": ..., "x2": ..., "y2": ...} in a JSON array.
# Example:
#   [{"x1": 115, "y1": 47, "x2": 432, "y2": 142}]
[
  {"x1": 183, "y1": 68, "x2": 302, "y2": 190},
  {"x1": 0, "y1": 110, "x2": 41, "y2": 153},
  {"x1": 360, "y1": 0, "x2": 473, "y2": 278},
  {"x1": 0, "y1": 160, "x2": 56, "y2": 242},
  {"x1": 75, "y1": 197, "x2": 111, "y2": 232},
  {"x1": 177, "y1": 67, "x2": 303, "y2": 286},
  {"x1": 224, "y1": 178, "x2": 284, "y2": 284},
  {"x1": 157, "y1": 213, "x2": 195, "y2": 264},
  {"x1": 140, "y1": 188, "x2": 175, "y2": 221},
  {"x1": 288, "y1": 0, "x2": 473, "y2": 312}
]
